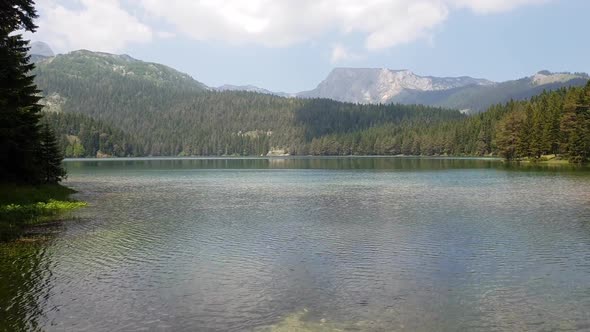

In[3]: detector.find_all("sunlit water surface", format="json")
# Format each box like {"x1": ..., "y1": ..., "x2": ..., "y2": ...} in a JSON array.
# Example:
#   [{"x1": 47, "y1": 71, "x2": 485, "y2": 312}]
[{"x1": 1, "y1": 158, "x2": 590, "y2": 331}]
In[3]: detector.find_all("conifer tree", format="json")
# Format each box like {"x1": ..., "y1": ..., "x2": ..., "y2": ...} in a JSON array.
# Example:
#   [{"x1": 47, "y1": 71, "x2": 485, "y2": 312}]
[
  {"x1": 495, "y1": 111, "x2": 524, "y2": 160},
  {"x1": 1, "y1": 1, "x2": 38, "y2": 181},
  {"x1": 0, "y1": 34, "x2": 42, "y2": 182},
  {"x1": 569, "y1": 81, "x2": 590, "y2": 162},
  {"x1": 560, "y1": 89, "x2": 580, "y2": 158},
  {"x1": 38, "y1": 123, "x2": 66, "y2": 183},
  {"x1": 0, "y1": 1, "x2": 66, "y2": 183}
]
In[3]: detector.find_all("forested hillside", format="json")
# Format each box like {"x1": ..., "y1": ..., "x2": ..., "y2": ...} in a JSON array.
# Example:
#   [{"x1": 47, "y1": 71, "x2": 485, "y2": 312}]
[
  {"x1": 43, "y1": 90, "x2": 460, "y2": 157},
  {"x1": 43, "y1": 111, "x2": 143, "y2": 157},
  {"x1": 33, "y1": 50, "x2": 464, "y2": 157},
  {"x1": 308, "y1": 83, "x2": 590, "y2": 162},
  {"x1": 35, "y1": 50, "x2": 590, "y2": 162}
]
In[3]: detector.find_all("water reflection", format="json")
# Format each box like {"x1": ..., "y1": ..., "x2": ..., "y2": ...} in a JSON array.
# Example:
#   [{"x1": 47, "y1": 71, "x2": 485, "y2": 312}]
[
  {"x1": 66, "y1": 156, "x2": 496, "y2": 171},
  {"x1": 65, "y1": 156, "x2": 590, "y2": 174},
  {"x1": 0, "y1": 240, "x2": 51, "y2": 331},
  {"x1": 2, "y1": 158, "x2": 590, "y2": 331}
]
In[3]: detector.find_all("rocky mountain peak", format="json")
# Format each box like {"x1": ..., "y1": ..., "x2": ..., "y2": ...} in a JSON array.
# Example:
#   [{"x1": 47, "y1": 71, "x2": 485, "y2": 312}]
[
  {"x1": 298, "y1": 67, "x2": 493, "y2": 104},
  {"x1": 531, "y1": 70, "x2": 589, "y2": 86},
  {"x1": 28, "y1": 41, "x2": 54, "y2": 57}
]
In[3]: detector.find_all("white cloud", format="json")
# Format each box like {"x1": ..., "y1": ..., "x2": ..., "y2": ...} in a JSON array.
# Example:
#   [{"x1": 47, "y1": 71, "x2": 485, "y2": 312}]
[
  {"x1": 30, "y1": 0, "x2": 552, "y2": 53},
  {"x1": 452, "y1": 0, "x2": 549, "y2": 14},
  {"x1": 330, "y1": 44, "x2": 362, "y2": 64},
  {"x1": 138, "y1": 0, "x2": 450, "y2": 50},
  {"x1": 31, "y1": 0, "x2": 153, "y2": 53},
  {"x1": 156, "y1": 31, "x2": 176, "y2": 39}
]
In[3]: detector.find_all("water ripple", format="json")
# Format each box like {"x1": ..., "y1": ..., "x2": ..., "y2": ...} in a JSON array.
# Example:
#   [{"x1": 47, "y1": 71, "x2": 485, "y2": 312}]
[{"x1": 1, "y1": 159, "x2": 590, "y2": 331}]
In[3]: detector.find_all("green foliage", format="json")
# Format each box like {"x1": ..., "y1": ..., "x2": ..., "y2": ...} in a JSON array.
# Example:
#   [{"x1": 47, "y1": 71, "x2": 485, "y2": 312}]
[
  {"x1": 0, "y1": 33, "x2": 43, "y2": 182},
  {"x1": 297, "y1": 86, "x2": 590, "y2": 162},
  {"x1": 495, "y1": 111, "x2": 525, "y2": 160},
  {"x1": 43, "y1": 111, "x2": 141, "y2": 157},
  {"x1": 0, "y1": 0, "x2": 66, "y2": 184},
  {"x1": 0, "y1": 0, "x2": 38, "y2": 34},
  {"x1": 38, "y1": 123, "x2": 66, "y2": 183},
  {"x1": 0, "y1": 184, "x2": 84, "y2": 241},
  {"x1": 1, "y1": 199, "x2": 86, "y2": 225}
]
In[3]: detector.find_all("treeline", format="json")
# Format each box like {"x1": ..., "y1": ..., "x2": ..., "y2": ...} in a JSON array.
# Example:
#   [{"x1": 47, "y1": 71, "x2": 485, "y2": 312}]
[
  {"x1": 495, "y1": 82, "x2": 590, "y2": 162},
  {"x1": 307, "y1": 82, "x2": 590, "y2": 162},
  {"x1": 43, "y1": 112, "x2": 142, "y2": 157},
  {"x1": 42, "y1": 83, "x2": 590, "y2": 163}
]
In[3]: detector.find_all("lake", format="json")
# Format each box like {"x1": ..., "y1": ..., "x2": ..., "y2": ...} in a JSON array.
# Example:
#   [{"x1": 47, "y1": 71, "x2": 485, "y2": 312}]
[{"x1": 1, "y1": 157, "x2": 590, "y2": 331}]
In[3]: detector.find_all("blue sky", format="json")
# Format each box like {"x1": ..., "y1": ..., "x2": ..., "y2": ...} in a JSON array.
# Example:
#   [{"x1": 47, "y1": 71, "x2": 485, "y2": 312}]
[{"x1": 30, "y1": 0, "x2": 590, "y2": 92}]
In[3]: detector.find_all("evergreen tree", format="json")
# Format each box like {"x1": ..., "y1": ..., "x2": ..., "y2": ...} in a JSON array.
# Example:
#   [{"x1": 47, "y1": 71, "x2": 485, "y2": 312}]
[
  {"x1": 38, "y1": 123, "x2": 66, "y2": 183},
  {"x1": 0, "y1": 1, "x2": 37, "y2": 35},
  {"x1": 495, "y1": 111, "x2": 524, "y2": 160},
  {"x1": 0, "y1": 0, "x2": 58, "y2": 183},
  {"x1": 516, "y1": 104, "x2": 534, "y2": 157},
  {"x1": 560, "y1": 89, "x2": 580, "y2": 158},
  {"x1": 568, "y1": 82, "x2": 590, "y2": 162}
]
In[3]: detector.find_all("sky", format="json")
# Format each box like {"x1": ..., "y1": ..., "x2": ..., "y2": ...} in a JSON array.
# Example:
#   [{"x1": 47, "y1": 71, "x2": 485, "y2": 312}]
[{"x1": 28, "y1": 0, "x2": 590, "y2": 93}]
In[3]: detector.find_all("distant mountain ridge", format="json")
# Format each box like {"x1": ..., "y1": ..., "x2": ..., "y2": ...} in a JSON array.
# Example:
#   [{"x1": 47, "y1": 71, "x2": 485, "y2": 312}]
[
  {"x1": 34, "y1": 49, "x2": 208, "y2": 92},
  {"x1": 297, "y1": 68, "x2": 494, "y2": 104},
  {"x1": 28, "y1": 41, "x2": 54, "y2": 63},
  {"x1": 391, "y1": 70, "x2": 589, "y2": 112},
  {"x1": 297, "y1": 68, "x2": 589, "y2": 112},
  {"x1": 210, "y1": 67, "x2": 588, "y2": 113},
  {"x1": 28, "y1": 46, "x2": 590, "y2": 161},
  {"x1": 29, "y1": 42, "x2": 589, "y2": 113}
]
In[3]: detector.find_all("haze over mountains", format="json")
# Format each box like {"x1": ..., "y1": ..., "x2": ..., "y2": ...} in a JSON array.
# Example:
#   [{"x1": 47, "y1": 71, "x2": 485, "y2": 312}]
[{"x1": 30, "y1": 42, "x2": 588, "y2": 113}]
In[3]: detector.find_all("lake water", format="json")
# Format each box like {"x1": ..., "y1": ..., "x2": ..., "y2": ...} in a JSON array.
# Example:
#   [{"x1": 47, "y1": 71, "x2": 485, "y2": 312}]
[{"x1": 2, "y1": 157, "x2": 590, "y2": 331}]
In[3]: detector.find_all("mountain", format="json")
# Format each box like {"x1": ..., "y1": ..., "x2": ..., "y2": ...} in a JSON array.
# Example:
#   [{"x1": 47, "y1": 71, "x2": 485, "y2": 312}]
[
  {"x1": 32, "y1": 45, "x2": 587, "y2": 114},
  {"x1": 34, "y1": 50, "x2": 208, "y2": 92},
  {"x1": 215, "y1": 84, "x2": 293, "y2": 97},
  {"x1": 28, "y1": 41, "x2": 54, "y2": 63},
  {"x1": 33, "y1": 49, "x2": 461, "y2": 158},
  {"x1": 28, "y1": 41, "x2": 54, "y2": 57},
  {"x1": 394, "y1": 71, "x2": 590, "y2": 113},
  {"x1": 297, "y1": 68, "x2": 493, "y2": 104},
  {"x1": 32, "y1": 48, "x2": 589, "y2": 161},
  {"x1": 298, "y1": 68, "x2": 589, "y2": 112}
]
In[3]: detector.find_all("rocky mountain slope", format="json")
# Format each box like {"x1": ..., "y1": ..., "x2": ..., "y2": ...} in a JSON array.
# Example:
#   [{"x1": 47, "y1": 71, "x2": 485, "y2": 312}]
[
  {"x1": 297, "y1": 68, "x2": 493, "y2": 104},
  {"x1": 298, "y1": 68, "x2": 588, "y2": 112}
]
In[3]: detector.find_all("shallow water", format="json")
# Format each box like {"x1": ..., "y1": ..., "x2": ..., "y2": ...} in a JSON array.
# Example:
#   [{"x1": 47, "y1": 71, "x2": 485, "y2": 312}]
[{"x1": 2, "y1": 157, "x2": 590, "y2": 331}]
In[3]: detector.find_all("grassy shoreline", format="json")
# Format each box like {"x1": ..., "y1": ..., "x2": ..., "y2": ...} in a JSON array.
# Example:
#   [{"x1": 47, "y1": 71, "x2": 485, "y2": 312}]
[{"x1": 0, "y1": 184, "x2": 86, "y2": 241}]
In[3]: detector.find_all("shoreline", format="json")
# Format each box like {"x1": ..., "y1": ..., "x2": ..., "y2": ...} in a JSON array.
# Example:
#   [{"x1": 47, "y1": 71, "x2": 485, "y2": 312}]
[
  {"x1": 0, "y1": 184, "x2": 86, "y2": 242},
  {"x1": 63, "y1": 155, "x2": 589, "y2": 167},
  {"x1": 64, "y1": 155, "x2": 504, "y2": 161}
]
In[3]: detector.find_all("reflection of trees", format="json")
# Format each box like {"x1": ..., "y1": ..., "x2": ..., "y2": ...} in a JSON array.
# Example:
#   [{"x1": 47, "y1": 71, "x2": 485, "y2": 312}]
[{"x1": 0, "y1": 241, "x2": 51, "y2": 331}]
